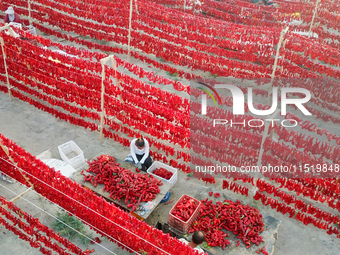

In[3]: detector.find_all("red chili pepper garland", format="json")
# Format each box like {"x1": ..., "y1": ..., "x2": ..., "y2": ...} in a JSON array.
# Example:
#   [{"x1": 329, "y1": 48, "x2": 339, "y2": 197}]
[
  {"x1": 0, "y1": 195, "x2": 89, "y2": 255},
  {"x1": 81, "y1": 155, "x2": 162, "y2": 212},
  {"x1": 3, "y1": 0, "x2": 340, "y2": 78},
  {"x1": 190, "y1": 199, "x2": 264, "y2": 249},
  {"x1": 0, "y1": 134, "x2": 206, "y2": 255},
  {"x1": 0, "y1": 31, "x2": 194, "y2": 172},
  {"x1": 0, "y1": 3, "x2": 337, "y2": 253},
  {"x1": 1, "y1": 29, "x2": 339, "y2": 179}
]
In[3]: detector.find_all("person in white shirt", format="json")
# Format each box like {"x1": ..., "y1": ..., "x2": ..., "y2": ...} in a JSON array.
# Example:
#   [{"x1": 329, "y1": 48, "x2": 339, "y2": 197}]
[
  {"x1": 128, "y1": 137, "x2": 152, "y2": 172},
  {"x1": 179, "y1": 231, "x2": 205, "y2": 254}
]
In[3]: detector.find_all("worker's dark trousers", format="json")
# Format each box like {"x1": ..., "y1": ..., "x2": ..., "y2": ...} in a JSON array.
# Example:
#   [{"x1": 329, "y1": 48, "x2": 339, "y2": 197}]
[{"x1": 135, "y1": 154, "x2": 152, "y2": 171}]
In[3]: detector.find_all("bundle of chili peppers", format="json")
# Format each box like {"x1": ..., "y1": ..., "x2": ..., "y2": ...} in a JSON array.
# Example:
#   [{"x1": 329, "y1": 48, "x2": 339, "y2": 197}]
[
  {"x1": 171, "y1": 196, "x2": 199, "y2": 222},
  {"x1": 81, "y1": 155, "x2": 163, "y2": 212},
  {"x1": 152, "y1": 167, "x2": 173, "y2": 180},
  {"x1": 190, "y1": 199, "x2": 264, "y2": 249},
  {"x1": 0, "y1": 195, "x2": 90, "y2": 255}
]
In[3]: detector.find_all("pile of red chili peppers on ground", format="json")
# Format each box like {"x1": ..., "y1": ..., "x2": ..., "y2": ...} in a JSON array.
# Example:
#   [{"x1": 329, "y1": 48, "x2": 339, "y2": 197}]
[
  {"x1": 190, "y1": 199, "x2": 265, "y2": 250},
  {"x1": 81, "y1": 155, "x2": 162, "y2": 212},
  {"x1": 152, "y1": 167, "x2": 173, "y2": 180},
  {"x1": 171, "y1": 196, "x2": 199, "y2": 222}
]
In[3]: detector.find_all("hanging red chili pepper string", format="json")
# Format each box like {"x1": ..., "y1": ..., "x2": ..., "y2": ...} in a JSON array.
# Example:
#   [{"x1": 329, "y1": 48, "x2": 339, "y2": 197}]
[
  {"x1": 0, "y1": 195, "x2": 90, "y2": 255},
  {"x1": 0, "y1": 135, "x2": 204, "y2": 255}
]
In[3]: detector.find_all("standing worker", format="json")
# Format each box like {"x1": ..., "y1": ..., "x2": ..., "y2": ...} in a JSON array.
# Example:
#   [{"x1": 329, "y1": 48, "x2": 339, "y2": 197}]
[
  {"x1": 128, "y1": 137, "x2": 152, "y2": 172},
  {"x1": 4, "y1": 6, "x2": 23, "y2": 24}
]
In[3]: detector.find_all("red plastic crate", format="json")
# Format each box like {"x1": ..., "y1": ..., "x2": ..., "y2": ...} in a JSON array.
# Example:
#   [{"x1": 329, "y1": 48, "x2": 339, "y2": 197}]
[{"x1": 168, "y1": 194, "x2": 201, "y2": 234}]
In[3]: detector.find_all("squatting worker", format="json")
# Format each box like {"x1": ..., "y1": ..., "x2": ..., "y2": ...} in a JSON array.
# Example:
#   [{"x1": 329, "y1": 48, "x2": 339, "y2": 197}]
[
  {"x1": 180, "y1": 231, "x2": 205, "y2": 254},
  {"x1": 4, "y1": 6, "x2": 22, "y2": 24},
  {"x1": 130, "y1": 137, "x2": 152, "y2": 172}
]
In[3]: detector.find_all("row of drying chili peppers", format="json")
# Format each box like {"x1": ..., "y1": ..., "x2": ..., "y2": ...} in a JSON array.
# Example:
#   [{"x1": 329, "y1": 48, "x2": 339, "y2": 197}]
[
  {"x1": 17, "y1": 18, "x2": 338, "y2": 154},
  {"x1": 4, "y1": 0, "x2": 340, "y2": 61},
  {"x1": 169, "y1": 0, "x2": 340, "y2": 51},
  {"x1": 0, "y1": 31, "x2": 191, "y2": 161},
  {"x1": 203, "y1": 0, "x2": 340, "y2": 35},
  {"x1": 3, "y1": 30, "x2": 189, "y2": 128},
  {"x1": 0, "y1": 0, "x2": 302, "y2": 77},
  {"x1": 0, "y1": 133, "x2": 204, "y2": 254},
  {"x1": 222, "y1": 179, "x2": 340, "y2": 237},
  {"x1": 190, "y1": 99, "x2": 339, "y2": 165},
  {"x1": 150, "y1": 0, "x2": 340, "y2": 57},
  {"x1": 0, "y1": 195, "x2": 90, "y2": 255},
  {"x1": 0, "y1": 81, "x2": 189, "y2": 174},
  {"x1": 191, "y1": 82, "x2": 340, "y2": 143},
  {"x1": 190, "y1": 109, "x2": 335, "y2": 170},
  {"x1": 8, "y1": 11, "x2": 340, "y2": 136}
]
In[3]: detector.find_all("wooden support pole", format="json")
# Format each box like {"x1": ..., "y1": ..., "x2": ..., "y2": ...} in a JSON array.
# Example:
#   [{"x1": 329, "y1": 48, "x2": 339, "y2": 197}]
[
  {"x1": 0, "y1": 187, "x2": 32, "y2": 210},
  {"x1": 0, "y1": 141, "x2": 34, "y2": 188},
  {"x1": 267, "y1": 27, "x2": 289, "y2": 105},
  {"x1": 135, "y1": 0, "x2": 138, "y2": 13},
  {"x1": 28, "y1": 0, "x2": 32, "y2": 25},
  {"x1": 309, "y1": 0, "x2": 321, "y2": 37},
  {"x1": 127, "y1": 0, "x2": 133, "y2": 62},
  {"x1": 99, "y1": 62, "x2": 106, "y2": 143},
  {"x1": 0, "y1": 37, "x2": 12, "y2": 101},
  {"x1": 280, "y1": 39, "x2": 288, "y2": 73},
  {"x1": 111, "y1": 57, "x2": 124, "y2": 104},
  {"x1": 9, "y1": 187, "x2": 33, "y2": 203},
  {"x1": 99, "y1": 56, "x2": 113, "y2": 142},
  {"x1": 100, "y1": 56, "x2": 112, "y2": 63},
  {"x1": 249, "y1": 110, "x2": 280, "y2": 207}
]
